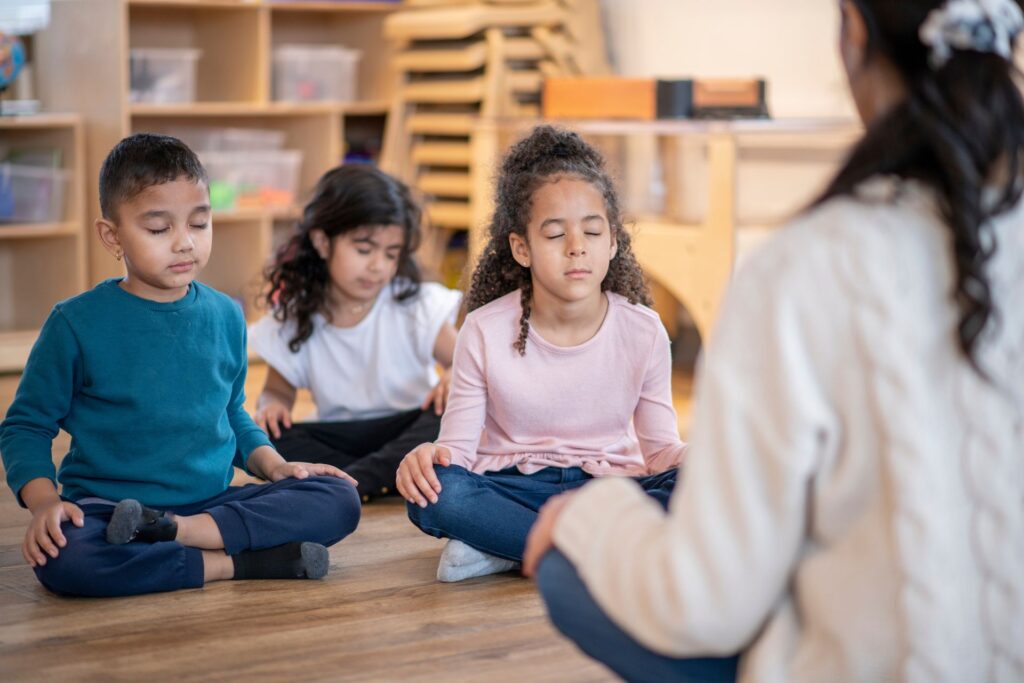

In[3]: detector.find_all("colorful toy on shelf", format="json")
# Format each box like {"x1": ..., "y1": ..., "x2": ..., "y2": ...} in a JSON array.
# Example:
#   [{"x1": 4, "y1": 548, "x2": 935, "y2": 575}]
[
  {"x1": 177, "y1": 127, "x2": 303, "y2": 212},
  {"x1": 0, "y1": 32, "x2": 26, "y2": 115}
]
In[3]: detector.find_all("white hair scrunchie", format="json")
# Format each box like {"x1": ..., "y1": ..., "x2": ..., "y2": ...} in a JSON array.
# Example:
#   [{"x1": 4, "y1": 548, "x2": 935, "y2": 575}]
[{"x1": 919, "y1": 0, "x2": 1024, "y2": 68}]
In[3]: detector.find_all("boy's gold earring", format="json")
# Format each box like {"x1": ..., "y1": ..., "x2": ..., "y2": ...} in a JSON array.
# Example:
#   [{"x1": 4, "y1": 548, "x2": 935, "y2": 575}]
[{"x1": 115, "y1": 249, "x2": 123, "y2": 262}]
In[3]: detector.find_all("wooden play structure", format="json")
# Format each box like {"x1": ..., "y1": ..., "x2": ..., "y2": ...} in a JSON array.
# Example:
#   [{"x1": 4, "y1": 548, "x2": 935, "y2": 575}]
[{"x1": 379, "y1": 0, "x2": 609, "y2": 269}]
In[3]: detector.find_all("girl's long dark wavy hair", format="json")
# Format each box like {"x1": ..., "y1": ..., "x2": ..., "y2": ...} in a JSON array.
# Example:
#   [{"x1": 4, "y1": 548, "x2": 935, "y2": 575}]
[
  {"x1": 818, "y1": 0, "x2": 1024, "y2": 368},
  {"x1": 466, "y1": 125, "x2": 651, "y2": 355},
  {"x1": 263, "y1": 164, "x2": 422, "y2": 352}
]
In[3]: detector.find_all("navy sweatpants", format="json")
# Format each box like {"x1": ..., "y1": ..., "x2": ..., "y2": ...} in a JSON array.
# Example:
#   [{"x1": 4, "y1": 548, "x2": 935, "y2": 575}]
[{"x1": 33, "y1": 475, "x2": 360, "y2": 597}]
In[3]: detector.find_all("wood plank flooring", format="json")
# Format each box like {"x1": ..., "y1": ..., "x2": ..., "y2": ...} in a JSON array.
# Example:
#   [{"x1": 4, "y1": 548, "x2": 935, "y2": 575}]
[{"x1": 0, "y1": 365, "x2": 693, "y2": 682}]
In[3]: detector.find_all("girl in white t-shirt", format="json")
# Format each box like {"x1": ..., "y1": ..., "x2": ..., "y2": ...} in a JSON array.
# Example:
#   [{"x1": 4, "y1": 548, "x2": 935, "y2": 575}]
[{"x1": 250, "y1": 165, "x2": 461, "y2": 502}]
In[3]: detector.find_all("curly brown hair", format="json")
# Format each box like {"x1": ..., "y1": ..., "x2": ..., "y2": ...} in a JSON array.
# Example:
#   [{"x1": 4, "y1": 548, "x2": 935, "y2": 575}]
[
  {"x1": 466, "y1": 125, "x2": 651, "y2": 354},
  {"x1": 263, "y1": 164, "x2": 422, "y2": 352}
]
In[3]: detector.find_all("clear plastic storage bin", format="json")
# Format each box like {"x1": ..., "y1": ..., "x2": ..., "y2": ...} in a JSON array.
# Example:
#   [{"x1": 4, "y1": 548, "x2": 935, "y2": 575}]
[
  {"x1": 171, "y1": 127, "x2": 287, "y2": 153},
  {"x1": 0, "y1": 163, "x2": 71, "y2": 223},
  {"x1": 130, "y1": 48, "x2": 201, "y2": 104},
  {"x1": 273, "y1": 45, "x2": 361, "y2": 102},
  {"x1": 199, "y1": 150, "x2": 303, "y2": 211}
]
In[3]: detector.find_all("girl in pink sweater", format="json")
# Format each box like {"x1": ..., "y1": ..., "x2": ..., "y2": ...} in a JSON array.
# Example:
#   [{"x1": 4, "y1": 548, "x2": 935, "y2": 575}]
[{"x1": 396, "y1": 126, "x2": 686, "y2": 582}]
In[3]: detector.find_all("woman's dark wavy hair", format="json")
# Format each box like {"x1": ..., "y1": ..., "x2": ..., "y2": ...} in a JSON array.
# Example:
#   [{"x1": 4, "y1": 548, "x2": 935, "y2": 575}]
[
  {"x1": 818, "y1": 0, "x2": 1024, "y2": 369},
  {"x1": 263, "y1": 164, "x2": 422, "y2": 352},
  {"x1": 466, "y1": 125, "x2": 651, "y2": 355}
]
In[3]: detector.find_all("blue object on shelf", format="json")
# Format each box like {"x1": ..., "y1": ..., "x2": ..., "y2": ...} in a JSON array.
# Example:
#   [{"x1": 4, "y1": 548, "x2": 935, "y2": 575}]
[
  {"x1": 0, "y1": 33, "x2": 25, "y2": 91},
  {"x1": 0, "y1": 169, "x2": 14, "y2": 220}
]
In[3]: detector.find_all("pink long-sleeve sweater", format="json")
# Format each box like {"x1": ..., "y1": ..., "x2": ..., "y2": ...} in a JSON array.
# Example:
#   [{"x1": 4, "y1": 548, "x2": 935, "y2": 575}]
[{"x1": 436, "y1": 290, "x2": 686, "y2": 476}]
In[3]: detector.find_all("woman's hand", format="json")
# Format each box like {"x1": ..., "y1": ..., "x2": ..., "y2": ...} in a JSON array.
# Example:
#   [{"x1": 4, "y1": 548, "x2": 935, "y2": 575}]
[
  {"x1": 23, "y1": 499, "x2": 84, "y2": 567},
  {"x1": 522, "y1": 492, "x2": 576, "y2": 577},
  {"x1": 396, "y1": 443, "x2": 451, "y2": 507},
  {"x1": 421, "y1": 370, "x2": 452, "y2": 416},
  {"x1": 254, "y1": 400, "x2": 293, "y2": 439}
]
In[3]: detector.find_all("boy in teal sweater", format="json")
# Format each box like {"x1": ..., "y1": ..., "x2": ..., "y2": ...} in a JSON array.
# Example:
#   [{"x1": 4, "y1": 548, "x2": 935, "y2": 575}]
[{"x1": 0, "y1": 134, "x2": 361, "y2": 597}]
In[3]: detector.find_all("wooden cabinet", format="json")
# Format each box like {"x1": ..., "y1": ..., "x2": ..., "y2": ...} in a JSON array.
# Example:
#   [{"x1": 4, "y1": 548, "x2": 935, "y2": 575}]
[
  {"x1": 0, "y1": 115, "x2": 85, "y2": 372},
  {"x1": 33, "y1": 0, "x2": 399, "y2": 321}
]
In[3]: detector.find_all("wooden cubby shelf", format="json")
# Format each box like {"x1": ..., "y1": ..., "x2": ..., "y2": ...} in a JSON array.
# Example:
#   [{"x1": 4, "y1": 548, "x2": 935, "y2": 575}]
[
  {"x1": 267, "y1": 2, "x2": 401, "y2": 13},
  {"x1": 0, "y1": 222, "x2": 81, "y2": 240},
  {"x1": 31, "y1": 0, "x2": 400, "y2": 333},
  {"x1": 130, "y1": 100, "x2": 391, "y2": 117},
  {"x1": 0, "y1": 115, "x2": 85, "y2": 372}
]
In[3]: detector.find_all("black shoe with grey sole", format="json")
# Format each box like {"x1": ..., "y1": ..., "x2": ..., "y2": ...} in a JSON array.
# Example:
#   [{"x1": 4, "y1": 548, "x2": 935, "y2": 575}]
[{"x1": 106, "y1": 499, "x2": 178, "y2": 544}]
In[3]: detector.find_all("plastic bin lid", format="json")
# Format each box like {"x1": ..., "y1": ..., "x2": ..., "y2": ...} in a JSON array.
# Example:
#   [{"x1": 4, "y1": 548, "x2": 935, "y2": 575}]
[
  {"x1": 0, "y1": 162, "x2": 72, "y2": 178},
  {"x1": 199, "y1": 150, "x2": 303, "y2": 162},
  {"x1": 130, "y1": 47, "x2": 203, "y2": 59},
  {"x1": 273, "y1": 44, "x2": 361, "y2": 59}
]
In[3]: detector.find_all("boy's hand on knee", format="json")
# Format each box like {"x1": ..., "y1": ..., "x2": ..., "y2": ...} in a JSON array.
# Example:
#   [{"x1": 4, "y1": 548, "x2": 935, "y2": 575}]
[
  {"x1": 396, "y1": 443, "x2": 451, "y2": 508},
  {"x1": 23, "y1": 500, "x2": 84, "y2": 567},
  {"x1": 267, "y1": 461, "x2": 358, "y2": 486}
]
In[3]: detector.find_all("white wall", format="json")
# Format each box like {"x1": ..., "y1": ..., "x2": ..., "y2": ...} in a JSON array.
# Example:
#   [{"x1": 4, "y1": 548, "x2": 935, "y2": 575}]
[
  {"x1": 595, "y1": 0, "x2": 859, "y2": 259},
  {"x1": 601, "y1": 0, "x2": 856, "y2": 118}
]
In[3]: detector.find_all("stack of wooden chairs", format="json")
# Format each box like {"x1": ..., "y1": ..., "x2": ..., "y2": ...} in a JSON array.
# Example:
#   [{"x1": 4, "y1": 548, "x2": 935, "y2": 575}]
[{"x1": 380, "y1": 0, "x2": 609, "y2": 271}]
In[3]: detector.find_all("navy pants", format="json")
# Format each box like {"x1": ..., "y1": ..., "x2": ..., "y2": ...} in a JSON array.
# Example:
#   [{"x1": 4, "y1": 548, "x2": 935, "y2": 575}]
[
  {"x1": 407, "y1": 465, "x2": 677, "y2": 562},
  {"x1": 538, "y1": 549, "x2": 740, "y2": 683},
  {"x1": 34, "y1": 475, "x2": 360, "y2": 598}
]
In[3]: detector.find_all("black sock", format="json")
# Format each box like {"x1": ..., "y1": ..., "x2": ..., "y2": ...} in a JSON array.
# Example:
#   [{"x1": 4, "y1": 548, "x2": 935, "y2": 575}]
[{"x1": 231, "y1": 542, "x2": 330, "y2": 580}]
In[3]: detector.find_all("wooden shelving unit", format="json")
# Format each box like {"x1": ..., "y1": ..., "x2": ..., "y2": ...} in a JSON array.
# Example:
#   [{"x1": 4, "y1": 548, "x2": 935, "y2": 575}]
[
  {"x1": 0, "y1": 114, "x2": 86, "y2": 372},
  {"x1": 33, "y1": 0, "x2": 400, "y2": 322}
]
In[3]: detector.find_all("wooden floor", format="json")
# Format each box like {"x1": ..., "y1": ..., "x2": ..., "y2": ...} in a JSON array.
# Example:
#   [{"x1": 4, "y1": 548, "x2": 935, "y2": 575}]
[{"x1": 0, "y1": 365, "x2": 693, "y2": 682}]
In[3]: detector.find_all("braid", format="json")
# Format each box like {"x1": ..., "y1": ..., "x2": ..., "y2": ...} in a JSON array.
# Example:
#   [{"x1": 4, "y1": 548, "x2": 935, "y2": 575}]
[{"x1": 514, "y1": 280, "x2": 533, "y2": 355}]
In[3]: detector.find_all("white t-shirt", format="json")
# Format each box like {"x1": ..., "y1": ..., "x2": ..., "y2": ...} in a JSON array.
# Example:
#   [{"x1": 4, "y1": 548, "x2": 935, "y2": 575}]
[{"x1": 249, "y1": 281, "x2": 462, "y2": 422}]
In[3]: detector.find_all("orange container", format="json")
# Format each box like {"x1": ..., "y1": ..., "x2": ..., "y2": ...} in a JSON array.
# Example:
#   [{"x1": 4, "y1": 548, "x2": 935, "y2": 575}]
[{"x1": 542, "y1": 77, "x2": 656, "y2": 120}]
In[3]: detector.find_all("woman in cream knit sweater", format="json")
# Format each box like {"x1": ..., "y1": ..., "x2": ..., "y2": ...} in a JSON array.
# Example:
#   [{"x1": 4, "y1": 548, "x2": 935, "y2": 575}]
[{"x1": 523, "y1": 1, "x2": 1024, "y2": 682}]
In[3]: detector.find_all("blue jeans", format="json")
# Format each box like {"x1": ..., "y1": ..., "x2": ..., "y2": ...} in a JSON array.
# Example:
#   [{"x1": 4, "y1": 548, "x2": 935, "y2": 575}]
[
  {"x1": 538, "y1": 549, "x2": 740, "y2": 683},
  {"x1": 406, "y1": 464, "x2": 677, "y2": 561},
  {"x1": 34, "y1": 475, "x2": 361, "y2": 597}
]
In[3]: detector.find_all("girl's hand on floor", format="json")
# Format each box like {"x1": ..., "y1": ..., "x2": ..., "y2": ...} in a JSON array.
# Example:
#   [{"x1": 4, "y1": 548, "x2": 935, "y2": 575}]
[
  {"x1": 421, "y1": 370, "x2": 451, "y2": 416},
  {"x1": 23, "y1": 500, "x2": 84, "y2": 567},
  {"x1": 267, "y1": 461, "x2": 358, "y2": 487},
  {"x1": 396, "y1": 443, "x2": 451, "y2": 507},
  {"x1": 522, "y1": 492, "x2": 575, "y2": 578},
  {"x1": 255, "y1": 401, "x2": 292, "y2": 439}
]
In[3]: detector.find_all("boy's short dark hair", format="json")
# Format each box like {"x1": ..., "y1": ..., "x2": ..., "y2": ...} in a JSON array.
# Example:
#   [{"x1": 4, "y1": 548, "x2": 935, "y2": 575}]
[{"x1": 99, "y1": 133, "x2": 208, "y2": 220}]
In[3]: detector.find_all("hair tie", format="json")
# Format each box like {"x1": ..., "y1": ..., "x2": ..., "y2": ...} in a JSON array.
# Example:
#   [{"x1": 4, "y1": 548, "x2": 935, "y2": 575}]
[{"x1": 919, "y1": 0, "x2": 1024, "y2": 69}]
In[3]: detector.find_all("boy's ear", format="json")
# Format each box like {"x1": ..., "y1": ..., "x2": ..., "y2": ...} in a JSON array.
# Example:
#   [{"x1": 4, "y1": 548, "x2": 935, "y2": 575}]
[
  {"x1": 95, "y1": 218, "x2": 124, "y2": 261},
  {"x1": 310, "y1": 229, "x2": 330, "y2": 259},
  {"x1": 508, "y1": 232, "x2": 530, "y2": 268}
]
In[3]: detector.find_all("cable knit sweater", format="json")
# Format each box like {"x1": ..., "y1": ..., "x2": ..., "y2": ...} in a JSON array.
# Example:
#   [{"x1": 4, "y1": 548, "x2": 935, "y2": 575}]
[{"x1": 553, "y1": 178, "x2": 1024, "y2": 683}]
